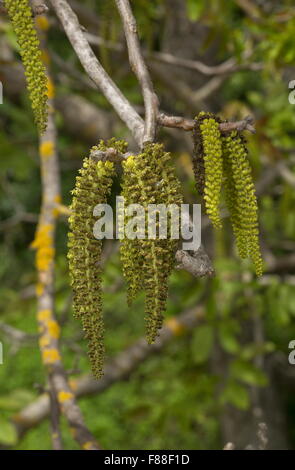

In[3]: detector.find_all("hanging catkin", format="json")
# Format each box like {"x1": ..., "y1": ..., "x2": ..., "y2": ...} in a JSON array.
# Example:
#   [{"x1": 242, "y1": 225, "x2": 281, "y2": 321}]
[
  {"x1": 222, "y1": 132, "x2": 263, "y2": 276},
  {"x1": 68, "y1": 139, "x2": 126, "y2": 378},
  {"x1": 120, "y1": 143, "x2": 183, "y2": 343},
  {"x1": 193, "y1": 112, "x2": 223, "y2": 229},
  {"x1": 4, "y1": 0, "x2": 48, "y2": 133},
  {"x1": 192, "y1": 112, "x2": 263, "y2": 275}
]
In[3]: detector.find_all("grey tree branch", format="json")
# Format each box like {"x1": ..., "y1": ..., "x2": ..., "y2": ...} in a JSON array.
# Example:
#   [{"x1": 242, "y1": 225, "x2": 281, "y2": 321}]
[
  {"x1": 49, "y1": 0, "x2": 144, "y2": 146},
  {"x1": 176, "y1": 248, "x2": 215, "y2": 278},
  {"x1": 149, "y1": 51, "x2": 262, "y2": 75},
  {"x1": 115, "y1": 0, "x2": 158, "y2": 144},
  {"x1": 90, "y1": 147, "x2": 132, "y2": 163},
  {"x1": 157, "y1": 113, "x2": 256, "y2": 134},
  {"x1": 84, "y1": 33, "x2": 262, "y2": 77},
  {"x1": 48, "y1": 379, "x2": 63, "y2": 450}
]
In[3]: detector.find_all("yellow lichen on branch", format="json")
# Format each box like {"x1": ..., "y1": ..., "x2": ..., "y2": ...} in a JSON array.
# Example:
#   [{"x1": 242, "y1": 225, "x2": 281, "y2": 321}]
[{"x1": 31, "y1": 223, "x2": 55, "y2": 272}]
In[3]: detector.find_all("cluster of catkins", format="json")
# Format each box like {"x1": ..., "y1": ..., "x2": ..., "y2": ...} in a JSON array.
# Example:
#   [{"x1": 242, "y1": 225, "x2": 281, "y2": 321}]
[
  {"x1": 192, "y1": 112, "x2": 263, "y2": 276},
  {"x1": 4, "y1": 0, "x2": 48, "y2": 133},
  {"x1": 68, "y1": 140, "x2": 183, "y2": 378},
  {"x1": 120, "y1": 143, "x2": 183, "y2": 344}
]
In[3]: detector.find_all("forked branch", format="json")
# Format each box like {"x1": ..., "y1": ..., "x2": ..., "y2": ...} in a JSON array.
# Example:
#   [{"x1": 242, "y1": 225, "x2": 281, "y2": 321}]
[{"x1": 115, "y1": 0, "x2": 158, "y2": 143}]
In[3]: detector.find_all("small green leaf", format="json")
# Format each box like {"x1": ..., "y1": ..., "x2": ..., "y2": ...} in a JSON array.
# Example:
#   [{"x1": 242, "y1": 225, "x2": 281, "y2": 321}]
[
  {"x1": 191, "y1": 324, "x2": 214, "y2": 364},
  {"x1": 0, "y1": 389, "x2": 35, "y2": 411},
  {"x1": 0, "y1": 417, "x2": 17, "y2": 446},
  {"x1": 230, "y1": 360, "x2": 268, "y2": 386},
  {"x1": 218, "y1": 323, "x2": 240, "y2": 354},
  {"x1": 240, "y1": 342, "x2": 275, "y2": 360},
  {"x1": 221, "y1": 381, "x2": 250, "y2": 410},
  {"x1": 186, "y1": 0, "x2": 204, "y2": 22}
]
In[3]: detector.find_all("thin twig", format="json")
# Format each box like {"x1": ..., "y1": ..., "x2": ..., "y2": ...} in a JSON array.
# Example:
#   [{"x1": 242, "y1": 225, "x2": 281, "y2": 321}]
[
  {"x1": 48, "y1": 379, "x2": 63, "y2": 450},
  {"x1": 149, "y1": 51, "x2": 262, "y2": 75},
  {"x1": 115, "y1": 0, "x2": 158, "y2": 143},
  {"x1": 223, "y1": 442, "x2": 235, "y2": 450},
  {"x1": 157, "y1": 113, "x2": 256, "y2": 134},
  {"x1": 0, "y1": 323, "x2": 36, "y2": 344},
  {"x1": 84, "y1": 32, "x2": 262, "y2": 76},
  {"x1": 90, "y1": 147, "x2": 132, "y2": 163},
  {"x1": 257, "y1": 422, "x2": 268, "y2": 450}
]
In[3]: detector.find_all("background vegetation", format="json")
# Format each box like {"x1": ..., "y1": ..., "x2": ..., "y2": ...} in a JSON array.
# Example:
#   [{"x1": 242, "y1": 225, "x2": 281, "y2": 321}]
[{"x1": 0, "y1": 0, "x2": 295, "y2": 450}]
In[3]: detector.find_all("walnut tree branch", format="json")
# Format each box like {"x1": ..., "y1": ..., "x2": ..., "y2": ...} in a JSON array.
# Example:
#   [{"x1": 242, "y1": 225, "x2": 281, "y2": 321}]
[
  {"x1": 149, "y1": 51, "x2": 262, "y2": 75},
  {"x1": 115, "y1": 0, "x2": 158, "y2": 143},
  {"x1": 176, "y1": 248, "x2": 215, "y2": 278},
  {"x1": 157, "y1": 113, "x2": 256, "y2": 134},
  {"x1": 49, "y1": 0, "x2": 144, "y2": 146}
]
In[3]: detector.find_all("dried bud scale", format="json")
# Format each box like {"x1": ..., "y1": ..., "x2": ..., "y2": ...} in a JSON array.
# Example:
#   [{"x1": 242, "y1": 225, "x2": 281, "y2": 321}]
[{"x1": 67, "y1": 140, "x2": 125, "y2": 378}]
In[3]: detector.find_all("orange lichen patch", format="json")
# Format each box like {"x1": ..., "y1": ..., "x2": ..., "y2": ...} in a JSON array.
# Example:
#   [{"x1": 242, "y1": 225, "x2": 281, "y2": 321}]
[
  {"x1": 36, "y1": 282, "x2": 44, "y2": 297},
  {"x1": 85, "y1": 123, "x2": 99, "y2": 139},
  {"x1": 69, "y1": 378, "x2": 78, "y2": 392},
  {"x1": 12, "y1": 413, "x2": 27, "y2": 423},
  {"x1": 55, "y1": 204, "x2": 71, "y2": 217},
  {"x1": 165, "y1": 317, "x2": 186, "y2": 336},
  {"x1": 83, "y1": 441, "x2": 95, "y2": 450},
  {"x1": 47, "y1": 77, "x2": 55, "y2": 99},
  {"x1": 47, "y1": 103, "x2": 55, "y2": 115},
  {"x1": 40, "y1": 49, "x2": 50, "y2": 66},
  {"x1": 47, "y1": 320, "x2": 60, "y2": 339},
  {"x1": 52, "y1": 195, "x2": 62, "y2": 218},
  {"x1": 58, "y1": 390, "x2": 74, "y2": 403},
  {"x1": 40, "y1": 141, "x2": 54, "y2": 158},
  {"x1": 37, "y1": 309, "x2": 52, "y2": 322},
  {"x1": 70, "y1": 427, "x2": 77, "y2": 437},
  {"x1": 42, "y1": 348, "x2": 61, "y2": 364},
  {"x1": 36, "y1": 15, "x2": 50, "y2": 32},
  {"x1": 31, "y1": 224, "x2": 55, "y2": 272}
]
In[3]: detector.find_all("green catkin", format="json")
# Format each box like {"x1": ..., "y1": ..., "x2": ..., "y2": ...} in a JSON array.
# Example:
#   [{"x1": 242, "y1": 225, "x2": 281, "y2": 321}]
[
  {"x1": 4, "y1": 0, "x2": 48, "y2": 133},
  {"x1": 192, "y1": 112, "x2": 263, "y2": 275},
  {"x1": 192, "y1": 112, "x2": 217, "y2": 196},
  {"x1": 68, "y1": 140, "x2": 125, "y2": 378},
  {"x1": 119, "y1": 156, "x2": 144, "y2": 306},
  {"x1": 195, "y1": 112, "x2": 223, "y2": 229},
  {"x1": 222, "y1": 132, "x2": 263, "y2": 276},
  {"x1": 120, "y1": 143, "x2": 183, "y2": 343}
]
